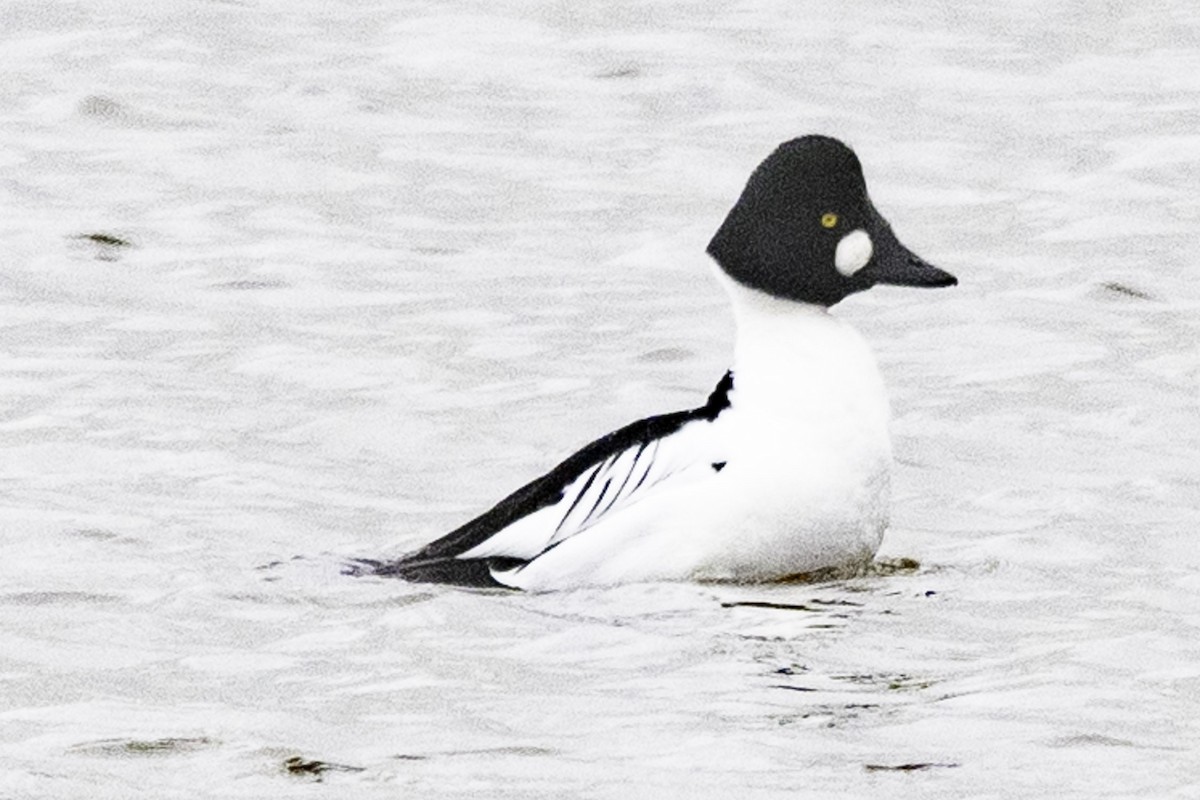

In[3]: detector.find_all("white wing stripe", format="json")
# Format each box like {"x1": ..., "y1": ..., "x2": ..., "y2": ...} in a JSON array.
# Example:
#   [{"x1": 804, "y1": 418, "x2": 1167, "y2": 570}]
[
  {"x1": 585, "y1": 444, "x2": 646, "y2": 525},
  {"x1": 593, "y1": 440, "x2": 650, "y2": 521},
  {"x1": 580, "y1": 476, "x2": 615, "y2": 528},
  {"x1": 558, "y1": 445, "x2": 630, "y2": 536},
  {"x1": 552, "y1": 438, "x2": 650, "y2": 541},
  {"x1": 462, "y1": 417, "x2": 725, "y2": 563},
  {"x1": 618, "y1": 439, "x2": 658, "y2": 507},
  {"x1": 555, "y1": 458, "x2": 606, "y2": 534}
]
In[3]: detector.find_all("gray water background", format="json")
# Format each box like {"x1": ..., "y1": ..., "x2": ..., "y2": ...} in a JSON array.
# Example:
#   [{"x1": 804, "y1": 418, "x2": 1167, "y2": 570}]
[{"x1": 2, "y1": 1, "x2": 1199, "y2": 797}]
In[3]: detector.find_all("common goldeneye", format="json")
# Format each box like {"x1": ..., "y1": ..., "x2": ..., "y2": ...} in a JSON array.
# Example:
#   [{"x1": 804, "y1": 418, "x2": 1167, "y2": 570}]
[{"x1": 370, "y1": 135, "x2": 956, "y2": 591}]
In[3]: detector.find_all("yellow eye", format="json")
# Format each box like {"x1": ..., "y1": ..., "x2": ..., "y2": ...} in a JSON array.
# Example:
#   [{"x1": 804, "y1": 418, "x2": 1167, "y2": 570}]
[{"x1": 820, "y1": 212, "x2": 839, "y2": 229}]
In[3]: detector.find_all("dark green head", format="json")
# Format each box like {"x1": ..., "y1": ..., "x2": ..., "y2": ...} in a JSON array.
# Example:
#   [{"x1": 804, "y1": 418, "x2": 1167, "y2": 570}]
[{"x1": 707, "y1": 135, "x2": 956, "y2": 307}]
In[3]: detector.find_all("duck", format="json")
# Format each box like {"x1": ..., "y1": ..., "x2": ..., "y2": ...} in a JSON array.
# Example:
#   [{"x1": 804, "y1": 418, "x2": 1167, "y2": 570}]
[{"x1": 370, "y1": 135, "x2": 956, "y2": 591}]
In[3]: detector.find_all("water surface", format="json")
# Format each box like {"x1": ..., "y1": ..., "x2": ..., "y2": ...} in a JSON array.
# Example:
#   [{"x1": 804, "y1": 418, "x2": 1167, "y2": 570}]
[{"x1": 2, "y1": 1, "x2": 1199, "y2": 797}]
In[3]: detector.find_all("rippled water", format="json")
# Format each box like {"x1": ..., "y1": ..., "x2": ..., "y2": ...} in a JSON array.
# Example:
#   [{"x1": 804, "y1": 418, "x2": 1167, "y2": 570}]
[{"x1": 3, "y1": 1, "x2": 1200, "y2": 797}]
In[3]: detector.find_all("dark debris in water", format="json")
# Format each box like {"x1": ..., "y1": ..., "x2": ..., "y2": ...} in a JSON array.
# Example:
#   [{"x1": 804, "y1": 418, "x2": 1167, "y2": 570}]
[
  {"x1": 283, "y1": 756, "x2": 366, "y2": 780},
  {"x1": 79, "y1": 232, "x2": 131, "y2": 247},
  {"x1": 71, "y1": 232, "x2": 134, "y2": 262},
  {"x1": 774, "y1": 665, "x2": 809, "y2": 676},
  {"x1": 255, "y1": 554, "x2": 308, "y2": 582},
  {"x1": 864, "y1": 762, "x2": 959, "y2": 773},
  {"x1": 1100, "y1": 281, "x2": 1156, "y2": 301},
  {"x1": 72, "y1": 737, "x2": 216, "y2": 757},
  {"x1": 887, "y1": 677, "x2": 934, "y2": 692},
  {"x1": 832, "y1": 672, "x2": 936, "y2": 692}
]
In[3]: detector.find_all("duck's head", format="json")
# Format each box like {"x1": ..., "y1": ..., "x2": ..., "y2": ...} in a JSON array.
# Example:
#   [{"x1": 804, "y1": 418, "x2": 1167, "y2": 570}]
[{"x1": 707, "y1": 135, "x2": 957, "y2": 307}]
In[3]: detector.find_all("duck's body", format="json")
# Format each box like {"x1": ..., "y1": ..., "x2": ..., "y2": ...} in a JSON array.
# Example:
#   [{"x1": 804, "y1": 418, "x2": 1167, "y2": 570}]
[{"x1": 372, "y1": 135, "x2": 955, "y2": 591}]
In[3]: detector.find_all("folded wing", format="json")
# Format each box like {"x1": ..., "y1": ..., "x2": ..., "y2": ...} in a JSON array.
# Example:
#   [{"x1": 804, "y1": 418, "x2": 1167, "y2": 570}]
[{"x1": 377, "y1": 372, "x2": 733, "y2": 587}]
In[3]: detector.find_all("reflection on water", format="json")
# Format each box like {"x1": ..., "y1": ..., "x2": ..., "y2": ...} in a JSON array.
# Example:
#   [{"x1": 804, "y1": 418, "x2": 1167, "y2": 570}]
[{"x1": 2, "y1": 0, "x2": 1200, "y2": 797}]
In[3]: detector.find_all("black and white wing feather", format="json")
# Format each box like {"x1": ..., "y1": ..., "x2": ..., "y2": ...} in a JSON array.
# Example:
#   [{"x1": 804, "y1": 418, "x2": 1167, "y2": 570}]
[{"x1": 374, "y1": 372, "x2": 733, "y2": 588}]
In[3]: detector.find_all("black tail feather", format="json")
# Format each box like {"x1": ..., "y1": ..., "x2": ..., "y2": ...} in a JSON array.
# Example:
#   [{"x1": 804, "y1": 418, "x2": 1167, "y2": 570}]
[{"x1": 354, "y1": 554, "x2": 521, "y2": 589}]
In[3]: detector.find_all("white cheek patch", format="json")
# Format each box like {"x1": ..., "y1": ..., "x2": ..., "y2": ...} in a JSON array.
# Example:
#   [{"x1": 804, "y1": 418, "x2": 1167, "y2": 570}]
[{"x1": 834, "y1": 229, "x2": 873, "y2": 277}]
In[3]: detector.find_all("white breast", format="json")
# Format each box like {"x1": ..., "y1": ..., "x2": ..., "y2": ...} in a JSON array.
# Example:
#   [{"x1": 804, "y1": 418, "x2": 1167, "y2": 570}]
[{"x1": 685, "y1": 279, "x2": 893, "y2": 580}]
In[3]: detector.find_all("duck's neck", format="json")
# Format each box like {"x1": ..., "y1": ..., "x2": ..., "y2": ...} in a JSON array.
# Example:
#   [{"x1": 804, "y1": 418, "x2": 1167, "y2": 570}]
[{"x1": 718, "y1": 275, "x2": 889, "y2": 423}]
